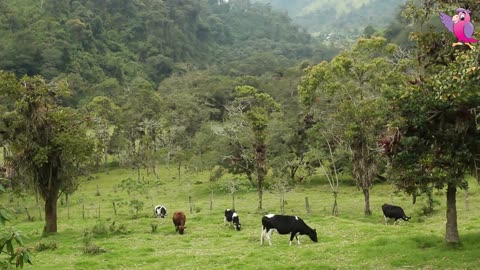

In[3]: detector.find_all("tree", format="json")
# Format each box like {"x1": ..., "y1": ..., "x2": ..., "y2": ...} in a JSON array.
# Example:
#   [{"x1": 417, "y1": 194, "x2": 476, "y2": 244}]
[
  {"x1": 85, "y1": 96, "x2": 120, "y2": 171},
  {"x1": 382, "y1": 0, "x2": 480, "y2": 245},
  {"x1": 298, "y1": 37, "x2": 410, "y2": 215},
  {"x1": 216, "y1": 85, "x2": 280, "y2": 210},
  {"x1": 0, "y1": 71, "x2": 94, "y2": 233}
]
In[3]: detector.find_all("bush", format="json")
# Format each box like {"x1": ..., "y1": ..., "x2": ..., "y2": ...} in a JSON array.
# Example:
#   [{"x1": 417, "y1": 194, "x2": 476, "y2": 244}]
[
  {"x1": 35, "y1": 241, "x2": 58, "y2": 252},
  {"x1": 82, "y1": 229, "x2": 106, "y2": 255},
  {"x1": 83, "y1": 243, "x2": 107, "y2": 255},
  {"x1": 91, "y1": 222, "x2": 108, "y2": 236},
  {"x1": 151, "y1": 222, "x2": 158, "y2": 233},
  {"x1": 109, "y1": 221, "x2": 130, "y2": 235}
]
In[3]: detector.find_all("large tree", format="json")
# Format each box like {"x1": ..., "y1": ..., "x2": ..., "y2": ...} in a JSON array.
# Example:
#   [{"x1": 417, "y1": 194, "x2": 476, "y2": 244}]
[
  {"x1": 383, "y1": 0, "x2": 480, "y2": 245},
  {"x1": 0, "y1": 71, "x2": 94, "y2": 233},
  {"x1": 298, "y1": 37, "x2": 410, "y2": 215},
  {"x1": 216, "y1": 85, "x2": 280, "y2": 210}
]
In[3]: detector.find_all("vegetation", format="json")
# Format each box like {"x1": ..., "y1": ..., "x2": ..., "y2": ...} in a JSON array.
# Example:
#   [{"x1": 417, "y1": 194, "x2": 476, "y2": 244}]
[
  {"x1": 0, "y1": 168, "x2": 479, "y2": 269},
  {"x1": 0, "y1": 72, "x2": 94, "y2": 233},
  {"x1": 0, "y1": 0, "x2": 480, "y2": 268}
]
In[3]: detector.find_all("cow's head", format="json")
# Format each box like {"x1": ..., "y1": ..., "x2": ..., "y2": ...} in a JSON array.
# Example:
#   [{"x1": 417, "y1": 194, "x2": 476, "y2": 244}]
[
  {"x1": 179, "y1": 225, "x2": 186, "y2": 234},
  {"x1": 234, "y1": 223, "x2": 241, "y2": 231},
  {"x1": 308, "y1": 229, "x2": 318, "y2": 242}
]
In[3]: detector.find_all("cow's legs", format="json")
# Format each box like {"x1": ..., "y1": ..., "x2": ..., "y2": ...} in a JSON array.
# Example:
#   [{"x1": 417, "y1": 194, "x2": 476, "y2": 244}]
[
  {"x1": 384, "y1": 215, "x2": 388, "y2": 225},
  {"x1": 224, "y1": 216, "x2": 227, "y2": 226},
  {"x1": 289, "y1": 233, "x2": 300, "y2": 245},
  {"x1": 260, "y1": 227, "x2": 266, "y2": 245},
  {"x1": 266, "y1": 229, "x2": 274, "y2": 246}
]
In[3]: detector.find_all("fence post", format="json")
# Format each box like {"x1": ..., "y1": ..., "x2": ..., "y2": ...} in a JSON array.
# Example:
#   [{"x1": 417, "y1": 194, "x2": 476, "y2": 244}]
[
  {"x1": 305, "y1": 197, "x2": 311, "y2": 215},
  {"x1": 210, "y1": 191, "x2": 213, "y2": 211},
  {"x1": 113, "y1": 202, "x2": 117, "y2": 216},
  {"x1": 25, "y1": 207, "x2": 32, "y2": 221},
  {"x1": 189, "y1": 196, "x2": 193, "y2": 214}
]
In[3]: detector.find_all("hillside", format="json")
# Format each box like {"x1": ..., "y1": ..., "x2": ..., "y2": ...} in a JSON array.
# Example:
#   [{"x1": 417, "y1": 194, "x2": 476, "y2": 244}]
[
  {"x1": 254, "y1": 0, "x2": 407, "y2": 38},
  {"x1": 0, "y1": 0, "x2": 329, "y2": 105}
]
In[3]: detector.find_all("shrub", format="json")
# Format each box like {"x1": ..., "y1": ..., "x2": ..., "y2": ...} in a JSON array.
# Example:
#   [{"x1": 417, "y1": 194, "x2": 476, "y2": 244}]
[
  {"x1": 91, "y1": 222, "x2": 108, "y2": 236},
  {"x1": 35, "y1": 241, "x2": 58, "y2": 252},
  {"x1": 83, "y1": 243, "x2": 107, "y2": 255}
]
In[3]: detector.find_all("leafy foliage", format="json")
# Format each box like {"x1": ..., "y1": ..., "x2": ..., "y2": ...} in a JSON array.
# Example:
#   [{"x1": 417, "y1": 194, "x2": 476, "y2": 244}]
[
  {"x1": 0, "y1": 184, "x2": 32, "y2": 269},
  {"x1": 0, "y1": 71, "x2": 94, "y2": 233}
]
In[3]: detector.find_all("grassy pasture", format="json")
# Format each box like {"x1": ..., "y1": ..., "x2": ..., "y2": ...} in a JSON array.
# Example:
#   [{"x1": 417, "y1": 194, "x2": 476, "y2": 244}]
[{"x1": 2, "y1": 167, "x2": 480, "y2": 270}]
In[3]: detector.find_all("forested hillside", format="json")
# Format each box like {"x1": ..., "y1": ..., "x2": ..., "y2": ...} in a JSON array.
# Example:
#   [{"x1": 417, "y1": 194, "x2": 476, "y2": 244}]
[
  {"x1": 0, "y1": 0, "x2": 335, "y2": 105},
  {"x1": 254, "y1": 0, "x2": 407, "y2": 38}
]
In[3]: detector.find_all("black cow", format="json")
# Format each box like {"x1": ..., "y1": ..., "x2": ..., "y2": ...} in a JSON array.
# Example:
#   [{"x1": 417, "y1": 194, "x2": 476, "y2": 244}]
[
  {"x1": 261, "y1": 214, "x2": 317, "y2": 246},
  {"x1": 382, "y1": 204, "x2": 411, "y2": 225},
  {"x1": 224, "y1": 209, "x2": 241, "y2": 231},
  {"x1": 154, "y1": 205, "x2": 167, "y2": 218}
]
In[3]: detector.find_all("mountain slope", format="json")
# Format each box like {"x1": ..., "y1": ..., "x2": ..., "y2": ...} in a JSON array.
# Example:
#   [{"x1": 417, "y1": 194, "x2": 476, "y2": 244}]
[{"x1": 254, "y1": 0, "x2": 407, "y2": 36}]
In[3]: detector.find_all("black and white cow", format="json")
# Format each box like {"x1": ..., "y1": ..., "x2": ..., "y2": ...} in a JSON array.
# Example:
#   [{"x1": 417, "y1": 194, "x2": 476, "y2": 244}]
[
  {"x1": 260, "y1": 214, "x2": 317, "y2": 246},
  {"x1": 224, "y1": 209, "x2": 241, "y2": 231},
  {"x1": 381, "y1": 203, "x2": 411, "y2": 225},
  {"x1": 154, "y1": 205, "x2": 167, "y2": 218}
]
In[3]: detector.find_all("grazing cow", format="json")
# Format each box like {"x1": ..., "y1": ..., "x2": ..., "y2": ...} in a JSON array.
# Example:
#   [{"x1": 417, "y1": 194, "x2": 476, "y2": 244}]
[
  {"x1": 382, "y1": 204, "x2": 411, "y2": 225},
  {"x1": 172, "y1": 211, "x2": 186, "y2": 234},
  {"x1": 154, "y1": 205, "x2": 167, "y2": 218},
  {"x1": 261, "y1": 214, "x2": 317, "y2": 246},
  {"x1": 224, "y1": 209, "x2": 241, "y2": 231}
]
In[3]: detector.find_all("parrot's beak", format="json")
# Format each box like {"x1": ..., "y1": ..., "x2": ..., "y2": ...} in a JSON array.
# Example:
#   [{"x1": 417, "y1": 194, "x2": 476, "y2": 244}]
[{"x1": 452, "y1": 15, "x2": 459, "y2": 24}]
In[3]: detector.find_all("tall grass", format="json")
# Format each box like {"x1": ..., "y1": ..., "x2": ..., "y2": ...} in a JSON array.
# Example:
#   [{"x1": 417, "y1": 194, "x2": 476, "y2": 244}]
[{"x1": 2, "y1": 167, "x2": 480, "y2": 269}]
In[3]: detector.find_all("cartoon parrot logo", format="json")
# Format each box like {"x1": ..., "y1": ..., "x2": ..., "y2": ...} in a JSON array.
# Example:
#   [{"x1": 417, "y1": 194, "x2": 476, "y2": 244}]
[{"x1": 440, "y1": 8, "x2": 478, "y2": 49}]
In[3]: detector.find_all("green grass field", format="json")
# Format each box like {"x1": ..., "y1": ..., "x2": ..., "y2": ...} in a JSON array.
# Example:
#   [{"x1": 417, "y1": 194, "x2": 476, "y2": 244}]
[{"x1": 2, "y1": 167, "x2": 480, "y2": 270}]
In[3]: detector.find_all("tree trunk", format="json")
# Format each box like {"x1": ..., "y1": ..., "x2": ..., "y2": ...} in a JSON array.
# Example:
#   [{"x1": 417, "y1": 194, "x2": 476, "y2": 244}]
[
  {"x1": 44, "y1": 193, "x2": 58, "y2": 233},
  {"x1": 363, "y1": 188, "x2": 371, "y2": 216},
  {"x1": 445, "y1": 183, "x2": 460, "y2": 245},
  {"x1": 332, "y1": 192, "x2": 338, "y2": 216},
  {"x1": 257, "y1": 179, "x2": 263, "y2": 210},
  {"x1": 255, "y1": 143, "x2": 266, "y2": 210},
  {"x1": 66, "y1": 193, "x2": 70, "y2": 220},
  {"x1": 104, "y1": 151, "x2": 109, "y2": 174}
]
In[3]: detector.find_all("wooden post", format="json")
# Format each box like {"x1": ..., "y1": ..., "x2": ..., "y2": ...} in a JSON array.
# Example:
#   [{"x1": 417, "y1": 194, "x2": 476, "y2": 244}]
[
  {"x1": 113, "y1": 202, "x2": 117, "y2": 216},
  {"x1": 189, "y1": 196, "x2": 193, "y2": 214},
  {"x1": 209, "y1": 191, "x2": 213, "y2": 210},
  {"x1": 82, "y1": 204, "x2": 85, "y2": 219},
  {"x1": 25, "y1": 207, "x2": 32, "y2": 221},
  {"x1": 232, "y1": 192, "x2": 235, "y2": 210},
  {"x1": 305, "y1": 197, "x2": 311, "y2": 214}
]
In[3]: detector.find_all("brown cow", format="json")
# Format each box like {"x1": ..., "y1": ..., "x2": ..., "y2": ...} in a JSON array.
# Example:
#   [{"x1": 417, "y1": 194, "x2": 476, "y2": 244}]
[{"x1": 172, "y1": 211, "x2": 186, "y2": 234}]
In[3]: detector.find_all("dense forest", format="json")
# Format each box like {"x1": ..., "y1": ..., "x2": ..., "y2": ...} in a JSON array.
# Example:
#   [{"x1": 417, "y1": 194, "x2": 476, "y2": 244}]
[
  {"x1": 1, "y1": 0, "x2": 480, "y2": 267},
  {"x1": 0, "y1": 0, "x2": 340, "y2": 104}
]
